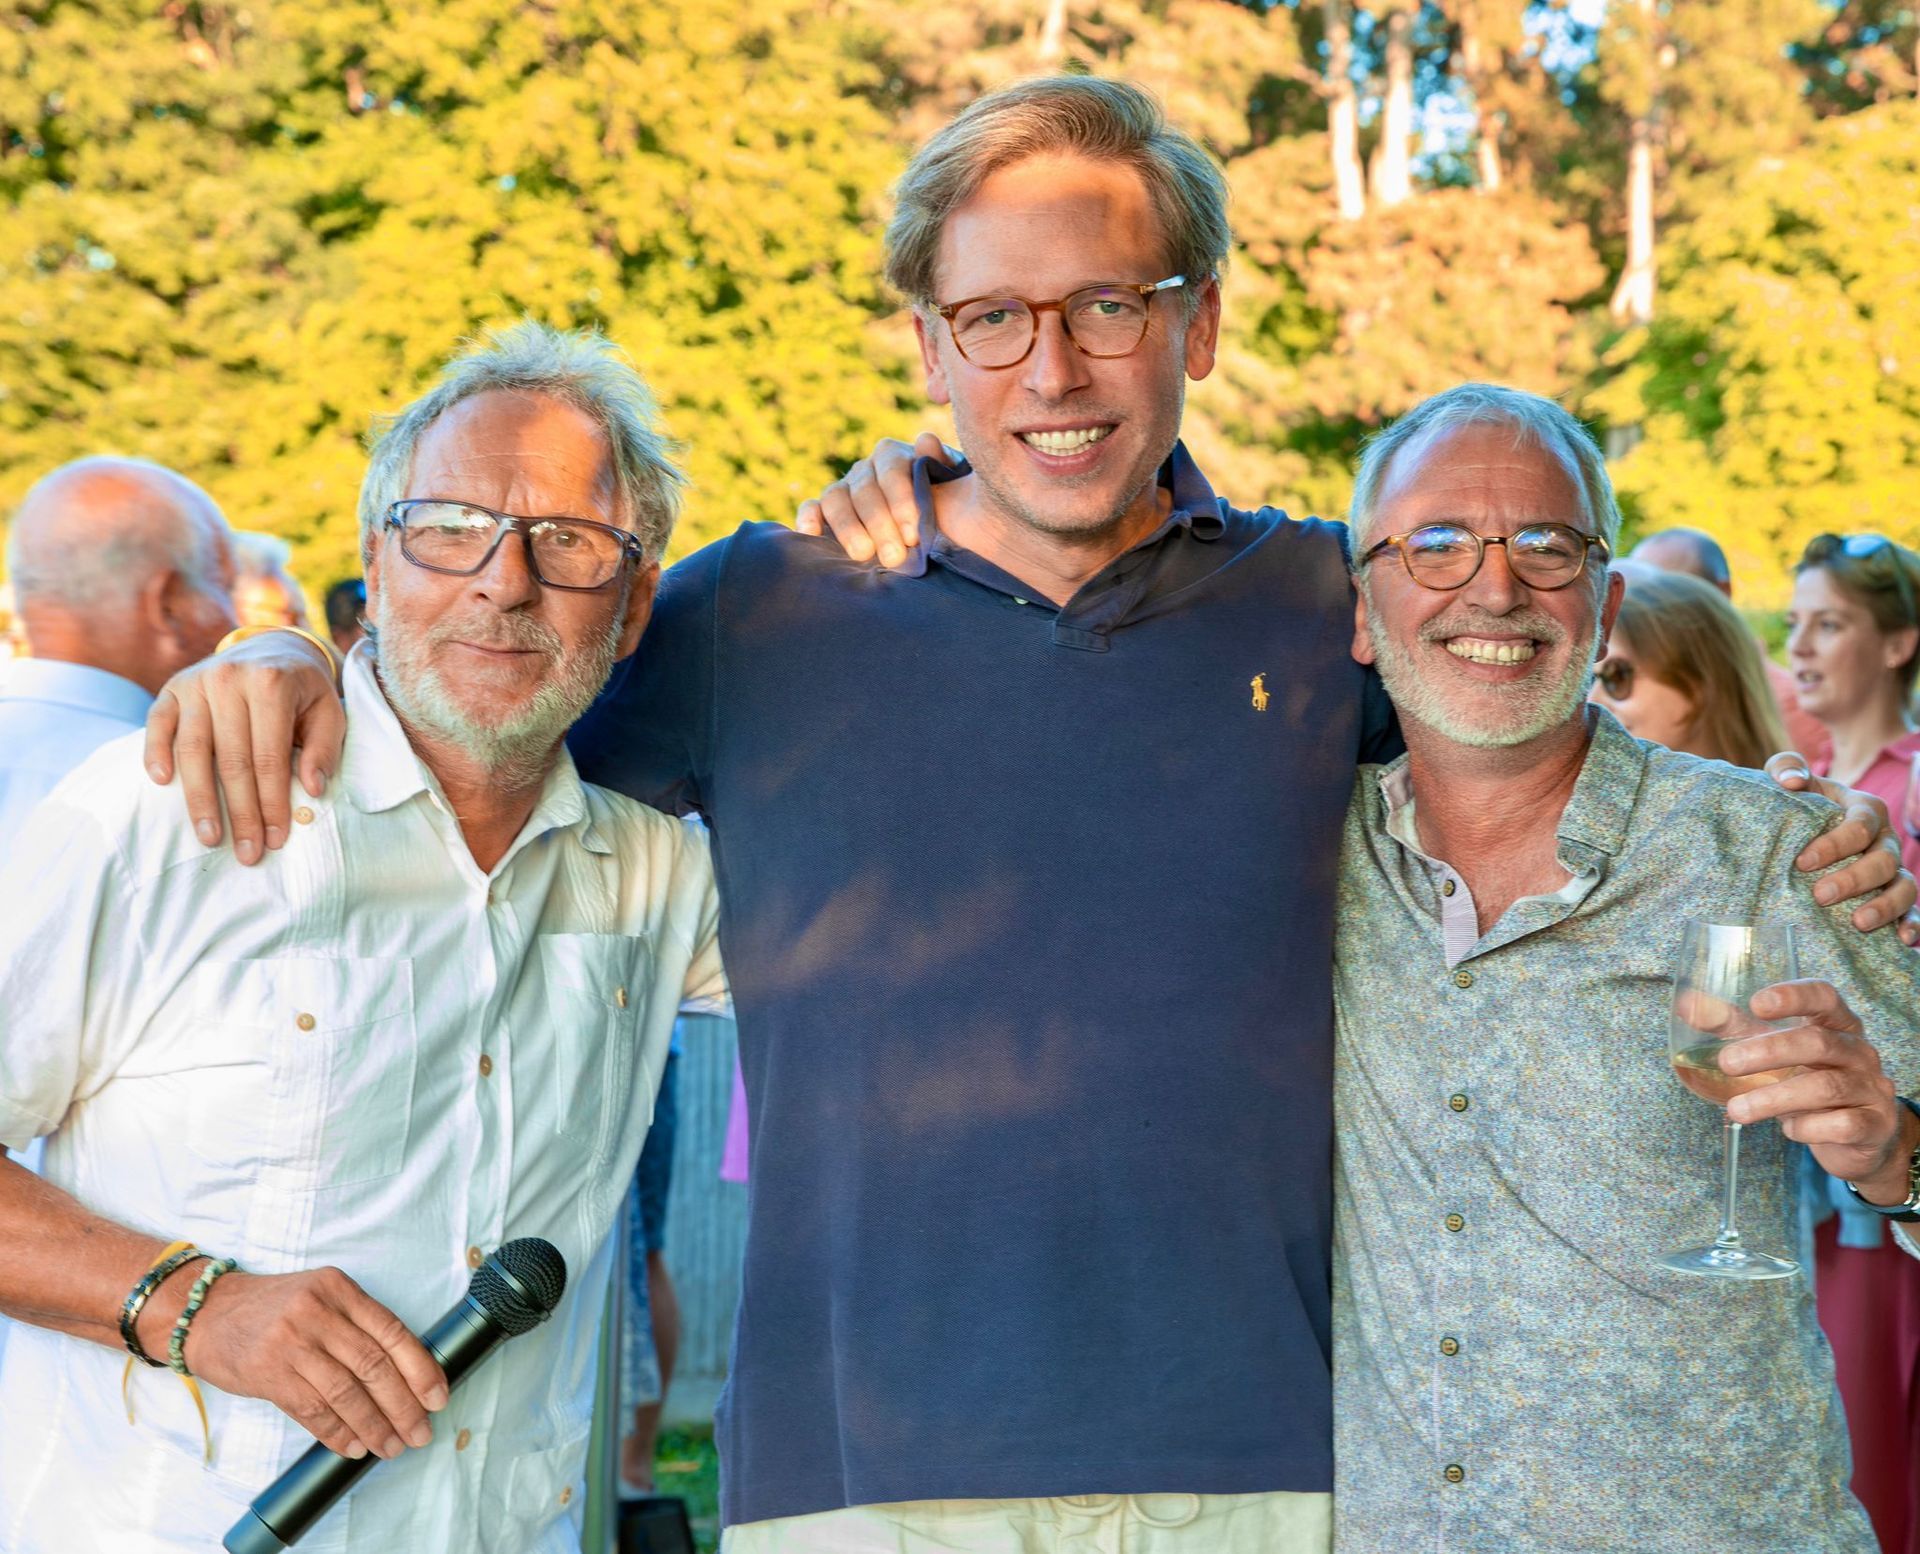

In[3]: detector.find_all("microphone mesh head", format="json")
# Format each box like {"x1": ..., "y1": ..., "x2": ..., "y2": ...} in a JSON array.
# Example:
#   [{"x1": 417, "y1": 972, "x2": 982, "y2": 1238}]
[{"x1": 470, "y1": 1239, "x2": 568, "y2": 1337}]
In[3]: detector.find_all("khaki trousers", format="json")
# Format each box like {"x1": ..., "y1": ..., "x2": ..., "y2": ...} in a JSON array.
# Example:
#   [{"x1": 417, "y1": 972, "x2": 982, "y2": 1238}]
[{"x1": 722, "y1": 1491, "x2": 1333, "y2": 1554}]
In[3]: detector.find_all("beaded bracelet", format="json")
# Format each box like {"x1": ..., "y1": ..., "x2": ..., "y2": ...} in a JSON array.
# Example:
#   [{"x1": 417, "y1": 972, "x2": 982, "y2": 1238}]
[
  {"x1": 167, "y1": 1257, "x2": 237, "y2": 1377},
  {"x1": 119, "y1": 1242, "x2": 202, "y2": 1368}
]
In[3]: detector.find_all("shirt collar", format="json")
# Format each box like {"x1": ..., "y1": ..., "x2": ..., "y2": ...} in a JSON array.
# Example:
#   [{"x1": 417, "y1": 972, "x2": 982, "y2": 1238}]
[
  {"x1": 1375, "y1": 704, "x2": 1647, "y2": 868},
  {"x1": 338, "y1": 643, "x2": 608, "y2": 854},
  {"x1": 0, "y1": 658, "x2": 152, "y2": 726},
  {"x1": 895, "y1": 439, "x2": 1227, "y2": 580}
]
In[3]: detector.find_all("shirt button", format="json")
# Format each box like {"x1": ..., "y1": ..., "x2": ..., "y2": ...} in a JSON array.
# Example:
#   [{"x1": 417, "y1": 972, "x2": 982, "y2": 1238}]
[
  {"x1": 478, "y1": 1054, "x2": 493, "y2": 1078},
  {"x1": 295, "y1": 1012, "x2": 316, "y2": 1032},
  {"x1": 1440, "y1": 1336, "x2": 1461, "y2": 1356},
  {"x1": 467, "y1": 1245, "x2": 484, "y2": 1270},
  {"x1": 559, "y1": 1486, "x2": 573, "y2": 1507},
  {"x1": 455, "y1": 1428, "x2": 472, "y2": 1452},
  {"x1": 1448, "y1": 1093, "x2": 1470, "y2": 1113},
  {"x1": 1441, "y1": 879, "x2": 1456, "y2": 898},
  {"x1": 1453, "y1": 970, "x2": 1474, "y2": 989},
  {"x1": 615, "y1": 986, "x2": 628, "y2": 1009},
  {"x1": 293, "y1": 805, "x2": 315, "y2": 825},
  {"x1": 1444, "y1": 1212, "x2": 1466, "y2": 1233},
  {"x1": 1443, "y1": 1464, "x2": 1465, "y2": 1484}
]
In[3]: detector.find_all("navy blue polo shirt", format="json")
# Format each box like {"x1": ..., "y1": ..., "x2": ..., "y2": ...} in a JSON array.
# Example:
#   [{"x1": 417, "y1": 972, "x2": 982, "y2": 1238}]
[{"x1": 570, "y1": 445, "x2": 1399, "y2": 1527}]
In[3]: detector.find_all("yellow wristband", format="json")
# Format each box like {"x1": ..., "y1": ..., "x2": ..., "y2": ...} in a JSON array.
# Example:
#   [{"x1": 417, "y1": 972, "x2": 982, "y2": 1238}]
[{"x1": 216, "y1": 624, "x2": 343, "y2": 689}]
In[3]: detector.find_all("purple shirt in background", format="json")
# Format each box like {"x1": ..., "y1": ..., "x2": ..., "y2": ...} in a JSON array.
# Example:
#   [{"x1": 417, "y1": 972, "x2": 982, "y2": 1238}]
[{"x1": 721, "y1": 1057, "x2": 749, "y2": 1184}]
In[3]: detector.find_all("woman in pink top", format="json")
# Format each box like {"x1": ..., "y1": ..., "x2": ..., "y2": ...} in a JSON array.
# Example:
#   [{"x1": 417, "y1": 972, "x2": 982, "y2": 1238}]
[
  {"x1": 1792, "y1": 533, "x2": 1920, "y2": 870},
  {"x1": 1790, "y1": 529, "x2": 1920, "y2": 1554}
]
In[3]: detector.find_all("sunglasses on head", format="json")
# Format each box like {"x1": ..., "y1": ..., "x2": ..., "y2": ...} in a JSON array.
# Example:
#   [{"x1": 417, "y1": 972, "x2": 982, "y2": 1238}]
[{"x1": 1804, "y1": 532, "x2": 1919, "y2": 625}]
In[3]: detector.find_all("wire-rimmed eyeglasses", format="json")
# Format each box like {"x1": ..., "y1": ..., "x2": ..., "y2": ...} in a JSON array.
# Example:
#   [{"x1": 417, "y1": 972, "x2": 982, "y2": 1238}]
[
  {"x1": 1359, "y1": 522, "x2": 1611, "y2": 592},
  {"x1": 384, "y1": 500, "x2": 645, "y2": 592},
  {"x1": 931, "y1": 275, "x2": 1188, "y2": 369}
]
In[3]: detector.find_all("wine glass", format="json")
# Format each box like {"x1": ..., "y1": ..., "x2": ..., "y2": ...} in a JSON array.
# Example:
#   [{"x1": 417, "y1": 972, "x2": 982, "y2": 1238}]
[
  {"x1": 1904, "y1": 752, "x2": 1920, "y2": 850},
  {"x1": 1660, "y1": 919, "x2": 1802, "y2": 1280}
]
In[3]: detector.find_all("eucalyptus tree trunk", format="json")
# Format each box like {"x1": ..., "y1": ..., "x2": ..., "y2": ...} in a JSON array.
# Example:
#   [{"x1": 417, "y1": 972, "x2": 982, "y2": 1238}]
[
  {"x1": 1455, "y1": 0, "x2": 1503, "y2": 192},
  {"x1": 1608, "y1": 0, "x2": 1659, "y2": 324},
  {"x1": 1325, "y1": 0, "x2": 1367, "y2": 218},
  {"x1": 1372, "y1": 0, "x2": 1416, "y2": 207},
  {"x1": 1037, "y1": 0, "x2": 1068, "y2": 64}
]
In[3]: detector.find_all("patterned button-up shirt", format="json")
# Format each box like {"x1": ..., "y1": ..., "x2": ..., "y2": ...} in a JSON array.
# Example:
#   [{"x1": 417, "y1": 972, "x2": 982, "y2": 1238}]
[{"x1": 1331, "y1": 708, "x2": 1920, "y2": 1554}]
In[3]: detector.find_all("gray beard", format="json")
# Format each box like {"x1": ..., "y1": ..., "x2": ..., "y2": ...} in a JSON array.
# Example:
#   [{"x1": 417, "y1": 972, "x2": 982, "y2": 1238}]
[
  {"x1": 371, "y1": 580, "x2": 625, "y2": 791},
  {"x1": 1365, "y1": 591, "x2": 1602, "y2": 750}
]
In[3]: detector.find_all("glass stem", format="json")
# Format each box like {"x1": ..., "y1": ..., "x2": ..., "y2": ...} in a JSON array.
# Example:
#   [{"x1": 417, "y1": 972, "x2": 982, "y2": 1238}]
[{"x1": 1714, "y1": 1113, "x2": 1745, "y2": 1251}]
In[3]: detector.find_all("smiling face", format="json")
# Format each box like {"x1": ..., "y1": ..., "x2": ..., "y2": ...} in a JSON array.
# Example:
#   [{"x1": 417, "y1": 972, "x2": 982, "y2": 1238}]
[
  {"x1": 1786, "y1": 565, "x2": 1919, "y2": 725},
  {"x1": 914, "y1": 152, "x2": 1220, "y2": 544},
  {"x1": 365, "y1": 390, "x2": 657, "y2": 779},
  {"x1": 1354, "y1": 422, "x2": 1621, "y2": 750}
]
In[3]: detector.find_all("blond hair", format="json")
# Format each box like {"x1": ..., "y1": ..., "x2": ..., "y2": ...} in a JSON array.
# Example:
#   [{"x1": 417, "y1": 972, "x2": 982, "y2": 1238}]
[
  {"x1": 884, "y1": 76, "x2": 1229, "y2": 307},
  {"x1": 1615, "y1": 570, "x2": 1787, "y2": 769}
]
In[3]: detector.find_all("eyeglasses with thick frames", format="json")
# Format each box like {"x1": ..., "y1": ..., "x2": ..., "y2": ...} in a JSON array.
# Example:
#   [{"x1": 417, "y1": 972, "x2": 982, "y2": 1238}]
[
  {"x1": 1359, "y1": 522, "x2": 1611, "y2": 592},
  {"x1": 384, "y1": 500, "x2": 645, "y2": 592},
  {"x1": 931, "y1": 275, "x2": 1188, "y2": 369}
]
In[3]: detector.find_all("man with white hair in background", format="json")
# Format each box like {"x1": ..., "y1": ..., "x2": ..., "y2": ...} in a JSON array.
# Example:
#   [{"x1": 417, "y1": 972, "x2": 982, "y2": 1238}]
[
  {"x1": 0, "y1": 322, "x2": 724, "y2": 1553},
  {"x1": 0, "y1": 456, "x2": 239, "y2": 853},
  {"x1": 231, "y1": 528, "x2": 316, "y2": 632}
]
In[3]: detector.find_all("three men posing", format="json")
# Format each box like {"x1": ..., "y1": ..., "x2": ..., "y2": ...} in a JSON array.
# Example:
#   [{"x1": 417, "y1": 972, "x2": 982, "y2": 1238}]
[{"x1": 2, "y1": 74, "x2": 1916, "y2": 1554}]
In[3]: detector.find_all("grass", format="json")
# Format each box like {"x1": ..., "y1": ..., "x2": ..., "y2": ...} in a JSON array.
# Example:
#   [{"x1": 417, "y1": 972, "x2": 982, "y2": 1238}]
[{"x1": 653, "y1": 1425, "x2": 722, "y2": 1553}]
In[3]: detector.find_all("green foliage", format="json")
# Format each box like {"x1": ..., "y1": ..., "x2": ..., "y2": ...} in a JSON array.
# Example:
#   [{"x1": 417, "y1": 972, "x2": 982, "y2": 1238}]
[
  {"x1": 1, "y1": 0, "x2": 1916, "y2": 605},
  {"x1": 0, "y1": 0, "x2": 916, "y2": 585},
  {"x1": 1588, "y1": 100, "x2": 1920, "y2": 608}
]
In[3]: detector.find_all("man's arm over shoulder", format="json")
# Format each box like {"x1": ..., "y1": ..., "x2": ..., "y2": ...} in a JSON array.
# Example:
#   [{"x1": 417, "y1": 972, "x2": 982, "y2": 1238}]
[
  {"x1": 570, "y1": 532, "x2": 729, "y2": 815},
  {"x1": 1761, "y1": 803, "x2": 1920, "y2": 1088}
]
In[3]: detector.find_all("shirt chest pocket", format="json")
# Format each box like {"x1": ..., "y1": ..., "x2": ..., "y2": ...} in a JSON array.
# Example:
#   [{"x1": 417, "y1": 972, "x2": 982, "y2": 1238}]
[
  {"x1": 187, "y1": 957, "x2": 417, "y2": 1189},
  {"x1": 539, "y1": 934, "x2": 652, "y2": 1161}
]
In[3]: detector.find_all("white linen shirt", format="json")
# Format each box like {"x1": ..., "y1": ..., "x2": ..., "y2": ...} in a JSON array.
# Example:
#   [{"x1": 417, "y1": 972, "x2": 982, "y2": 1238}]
[{"x1": 0, "y1": 647, "x2": 725, "y2": 1554}]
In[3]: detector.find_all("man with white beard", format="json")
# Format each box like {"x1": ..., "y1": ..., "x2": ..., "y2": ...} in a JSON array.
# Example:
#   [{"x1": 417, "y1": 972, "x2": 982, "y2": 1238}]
[{"x1": 0, "y1": 322, "x2": 725, "y2": 1554}]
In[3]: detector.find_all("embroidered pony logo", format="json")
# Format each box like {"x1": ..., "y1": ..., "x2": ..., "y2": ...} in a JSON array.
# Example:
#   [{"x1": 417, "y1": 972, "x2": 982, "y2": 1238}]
[{"x1": 1250, "y1": 673, "x2": 1270, "y2": 712}]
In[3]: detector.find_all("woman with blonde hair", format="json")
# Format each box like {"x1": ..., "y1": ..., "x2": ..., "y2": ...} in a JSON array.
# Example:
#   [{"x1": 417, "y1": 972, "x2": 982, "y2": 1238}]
[
  {"x1": 1791, "y1": 532, "x2": 1920, "y2": 869},
  {"x1": 1788, "y1": 530, "x2": 1920, "y2": 1554},
  {"x1": 1588, "y1": 565, "x2": 1787, "y2": 769}
]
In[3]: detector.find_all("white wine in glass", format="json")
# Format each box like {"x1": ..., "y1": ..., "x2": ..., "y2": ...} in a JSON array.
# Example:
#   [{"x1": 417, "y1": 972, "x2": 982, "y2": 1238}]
[{"x1": 1661, "y1": 919, "x2": 1802, "y2": 1280}]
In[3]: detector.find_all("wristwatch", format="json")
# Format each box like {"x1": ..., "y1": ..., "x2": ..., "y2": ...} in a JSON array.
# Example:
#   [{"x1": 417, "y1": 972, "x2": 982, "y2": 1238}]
[{"x1": 1843, "y1": 1096, "x2": 1920, "y2": 1223}]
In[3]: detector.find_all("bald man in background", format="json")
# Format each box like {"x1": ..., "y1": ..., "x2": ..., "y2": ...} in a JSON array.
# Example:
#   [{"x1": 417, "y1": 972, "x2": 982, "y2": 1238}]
[
  {"x1": 1629, "y1": 525, "x2": 1830, "y2": 763},
  {"x1": 0, "y1": 456, "x2": 237, "y2": 853}
]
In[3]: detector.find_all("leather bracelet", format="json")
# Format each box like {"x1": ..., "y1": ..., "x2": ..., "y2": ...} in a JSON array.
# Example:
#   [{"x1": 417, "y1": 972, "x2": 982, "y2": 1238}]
[
  {"x1": 119, "y1": 1242, "x2": 203, "y2": 1368},
  {"x1": 167, "y1": 1257, "x2": 238, "y2": 1377},
  {"x1": 215, "y1": 623, "x2": 344, "y2": 689}
]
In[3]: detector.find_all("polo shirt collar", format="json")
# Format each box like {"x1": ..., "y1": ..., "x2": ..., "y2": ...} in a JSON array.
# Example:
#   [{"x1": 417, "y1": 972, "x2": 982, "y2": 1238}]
[
  {"x1": 338, "y1": 643, "x2": 602, "y2": 851},
  {"x1": 0, "y1": 658, "x2": 152, "y2": 725},
  {"x1": 1375, "y1": 704, "x2": 1646, "y2": 870},
  {"x1": 896, "y1": 439, "x2": 1227, "y2": 580}
]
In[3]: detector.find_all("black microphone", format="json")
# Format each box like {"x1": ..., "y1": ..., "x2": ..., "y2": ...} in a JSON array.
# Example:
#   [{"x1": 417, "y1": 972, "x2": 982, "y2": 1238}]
[{"x1": 222, "y1": 1238, "x2": 568, "y2": 1553}]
